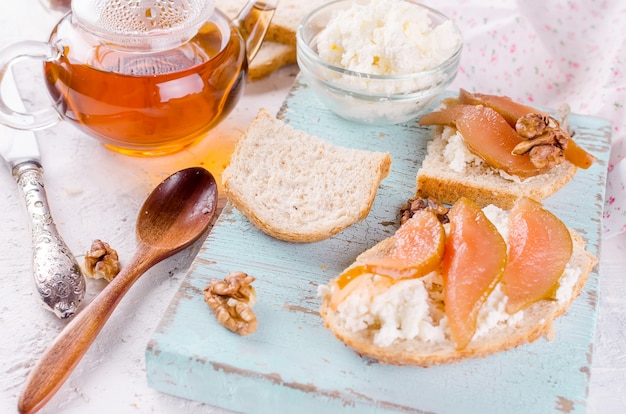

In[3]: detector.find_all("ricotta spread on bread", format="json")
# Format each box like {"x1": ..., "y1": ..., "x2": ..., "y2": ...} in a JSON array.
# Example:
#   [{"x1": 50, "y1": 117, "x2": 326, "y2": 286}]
[
  {"x1": 441, "y1": 126, "x2": 483, "y2": 173},
  {"x1": 318, "y1": 204, "x2": 583, "y2": 349},
  {"x1": 319, "y1": 273, "x2": 447, "y2": 347}
]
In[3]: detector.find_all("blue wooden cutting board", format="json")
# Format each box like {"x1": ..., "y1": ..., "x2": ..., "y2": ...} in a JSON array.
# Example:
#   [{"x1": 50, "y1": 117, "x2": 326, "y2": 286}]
[{"x1": 145, "y1": 75, "x2": 611, "y2": 413}]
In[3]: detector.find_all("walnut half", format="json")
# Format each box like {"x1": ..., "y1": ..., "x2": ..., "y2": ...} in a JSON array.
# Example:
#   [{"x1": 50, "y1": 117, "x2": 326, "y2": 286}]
[
  {"x1": 84, "y1": 239, "x2": 121, "y2": 282},
  {"x1": 400, "y1": 196, "x2": 449, "y2": 225},
  {"x1": 512, "y1": 113, "x2": 569, "y2": 169},
  {"x1": 204, "y1": 272, "x2": 257, "y2": 336}
]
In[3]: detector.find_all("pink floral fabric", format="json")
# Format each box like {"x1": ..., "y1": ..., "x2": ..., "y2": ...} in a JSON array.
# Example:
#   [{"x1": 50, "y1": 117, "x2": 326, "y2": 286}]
[{"x1": 421, "y1": 0, "x2": 626, "y2": 238}]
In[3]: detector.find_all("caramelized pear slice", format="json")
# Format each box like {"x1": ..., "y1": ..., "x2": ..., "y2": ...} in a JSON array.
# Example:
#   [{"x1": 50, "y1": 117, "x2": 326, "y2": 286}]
[
  {"x1": 419, "y1": 104, "x2": 471, "y2": 127},
  {"x1": 458, "y1": 88, "x2": 542, "y2": 127},
  {"x1": 421, "y1": 104, "x2": 547, "y2": 177},
  {"x1": 458, "y1": 89, "x2": 596, "y2": 169},
  {"x1": 502, "y1": 197, "x2": 573, "y2": 314},
  {"x1": 442, "y1": 198, "x2": 508, "y2": 349},
  {"x1": 563, "y1": 139, "x2": 597, "y2": 169},
  {"x1": 328, "y1": 273, "x2": 394, "y2": 312},
  {"x1": 338, "y1": 210, "x2": 446, "y2": 284}
]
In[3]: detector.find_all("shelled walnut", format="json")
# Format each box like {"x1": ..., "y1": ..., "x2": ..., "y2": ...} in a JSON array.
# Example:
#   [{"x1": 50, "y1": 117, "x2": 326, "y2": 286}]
[
  {"x1": 204, "y1": 272, "x2": 257, "y2": 336},
  {"x1": 512, "y1": 113, "x2": 569, "y2": 169},
  {"x1": 400, "y1": 196, "x2": 449, "y2": 225},
  {"x1": 84, "y1": 239, "x2": 120, "y2": 282}
]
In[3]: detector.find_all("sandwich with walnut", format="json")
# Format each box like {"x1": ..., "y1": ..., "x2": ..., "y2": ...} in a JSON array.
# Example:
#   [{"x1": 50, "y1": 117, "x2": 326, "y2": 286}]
[{"x1": 415, "y1": 89, "x2": 596, "y2": 210}]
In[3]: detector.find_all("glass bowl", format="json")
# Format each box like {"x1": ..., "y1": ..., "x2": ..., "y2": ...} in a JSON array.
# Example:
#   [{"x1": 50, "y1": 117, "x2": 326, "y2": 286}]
[{"x1": 296, "y1": 0, "x2": 463, "y2": 125}]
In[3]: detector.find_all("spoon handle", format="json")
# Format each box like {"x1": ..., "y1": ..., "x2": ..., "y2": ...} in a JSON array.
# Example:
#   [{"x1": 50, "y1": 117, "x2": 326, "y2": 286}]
[{"x1": 17, "y1": 247, "x2": 156, "y2": 414}]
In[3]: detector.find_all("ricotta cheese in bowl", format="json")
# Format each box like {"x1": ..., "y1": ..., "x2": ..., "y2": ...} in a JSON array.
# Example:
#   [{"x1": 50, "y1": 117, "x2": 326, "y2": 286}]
[{"x1": 296, "y1": 0, "x2": 462, "y2": 125}]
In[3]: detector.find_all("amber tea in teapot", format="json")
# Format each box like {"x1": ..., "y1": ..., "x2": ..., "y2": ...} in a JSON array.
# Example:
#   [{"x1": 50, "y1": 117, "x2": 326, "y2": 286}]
[
  {"x1": 45, "y1": 14, "x2": 244, "y2": 156},
  {"x1": 0, "y1": 0, "x2": 276, "y2": 156}
]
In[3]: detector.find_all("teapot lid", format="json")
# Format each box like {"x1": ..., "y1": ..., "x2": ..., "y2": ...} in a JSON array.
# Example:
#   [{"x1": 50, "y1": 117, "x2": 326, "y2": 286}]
[{"x1": 72, "y1": 0, "x2": 216, "y2": 50}]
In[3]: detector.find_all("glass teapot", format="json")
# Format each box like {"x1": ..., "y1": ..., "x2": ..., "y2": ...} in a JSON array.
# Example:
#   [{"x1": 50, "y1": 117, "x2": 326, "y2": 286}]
[{"x1": 0, "y1": 0, "x2": 277, "y2": 156}]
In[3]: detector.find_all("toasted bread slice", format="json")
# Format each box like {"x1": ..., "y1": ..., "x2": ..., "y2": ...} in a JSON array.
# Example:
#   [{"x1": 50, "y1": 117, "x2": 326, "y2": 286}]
[
  {"x1": 222, "y1": 109, "x2": 391, "y2": 243},
  {"x1": 319, "y1": 206, "x2": 597, "y2": 366},
  {"x1": 415, "y1": 127, "x2": 578, "y2": 210}
]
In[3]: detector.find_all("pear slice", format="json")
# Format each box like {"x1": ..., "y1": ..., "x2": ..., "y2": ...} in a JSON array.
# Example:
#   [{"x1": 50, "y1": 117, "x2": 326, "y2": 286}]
[
  {"x1": 336, "y1": 210, "x2": 446, "y2": 285},
  {"x1": 502, "y1": 197, "x2": 573, "y2": 314},
  {"x1": 458, "y1": 89, "x2": 596, "y2": 169},
  {"x1": 442, "y1": 198, "x2": 508, "y2": 349},
  {"x1": 419, "y1": 103, "x2": 470, "y2": 127},
  {"x1": 421, "y1": 104, "x2": 548, "y2": 177},
  {"x1": 328, "y1": 273, "x2": 394, "y2": 312},
  {"x1": 458, "y1": 88, "x2": 541, "y2": 127}
]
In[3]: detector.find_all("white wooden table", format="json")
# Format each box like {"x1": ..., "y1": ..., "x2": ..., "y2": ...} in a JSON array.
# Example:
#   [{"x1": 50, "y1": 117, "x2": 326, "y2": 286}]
[{"x1": 0, "y1": 1, "x2": 624, "y2": 413}]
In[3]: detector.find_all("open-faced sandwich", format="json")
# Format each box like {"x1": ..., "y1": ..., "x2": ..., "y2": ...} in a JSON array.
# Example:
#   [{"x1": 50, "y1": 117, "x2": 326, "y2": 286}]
[
  {"x1": 416, "y1": 89, "x2": 597, "y2": 209},
  {"x1": 318, "y1": 196, "x2": 597, "y2": 365}
]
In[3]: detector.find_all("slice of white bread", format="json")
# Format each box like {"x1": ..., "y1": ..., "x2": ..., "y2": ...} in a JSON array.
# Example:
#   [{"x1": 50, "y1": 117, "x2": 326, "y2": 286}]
[
  {"x1": 222, "y1": 109, "x2": 392, "y2": 243},
  {"x1": 319, "y1": 205, "x2": 597, "y2": 366},
  {"x1": 415, "y1": 126, "x2": 578, "y2": 210}
]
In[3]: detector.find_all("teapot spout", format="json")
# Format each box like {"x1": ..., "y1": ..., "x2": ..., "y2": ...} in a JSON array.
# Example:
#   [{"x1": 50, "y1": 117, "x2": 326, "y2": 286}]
[{"x1": 235, "y1": 0, "x2": 278, "y2": 63}]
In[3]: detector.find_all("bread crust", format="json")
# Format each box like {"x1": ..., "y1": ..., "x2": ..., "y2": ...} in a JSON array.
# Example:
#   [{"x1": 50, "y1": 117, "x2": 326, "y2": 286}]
[
  {"x1": 416, "y1": 129, "x2": 578, "y2": 210},
  {"x1": 319, "y1": 230, "x2": 597, "y2": 366}
]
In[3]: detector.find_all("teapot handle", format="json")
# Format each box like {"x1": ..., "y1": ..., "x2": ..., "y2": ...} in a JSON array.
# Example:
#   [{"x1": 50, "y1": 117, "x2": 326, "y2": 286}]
[
  {"x1": 235, "y1": 0, "x2": 279, "y2": 63},
  {"x1": 0, "y1": 41, "x2": 63, "y2": 130}
]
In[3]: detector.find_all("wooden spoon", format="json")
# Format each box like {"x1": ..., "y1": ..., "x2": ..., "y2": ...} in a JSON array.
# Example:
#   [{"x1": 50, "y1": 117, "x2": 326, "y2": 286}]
[{"x1": 18, "y1": 167, "x2": 218, "y2": 414}]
